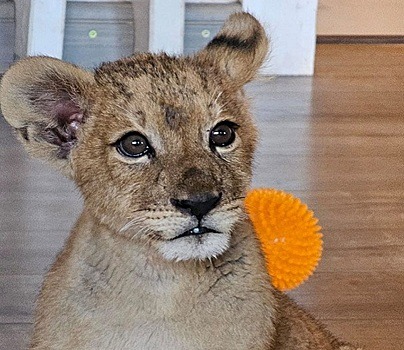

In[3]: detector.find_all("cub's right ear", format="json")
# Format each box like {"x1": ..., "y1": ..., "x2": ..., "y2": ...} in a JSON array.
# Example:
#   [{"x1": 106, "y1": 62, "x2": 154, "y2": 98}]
[
  {"x1": 196, "y1": 12, "x2": 269, "y2": 89},
  {"x1": 0, "y1": 56, "x2": 94, "y2": 177}
]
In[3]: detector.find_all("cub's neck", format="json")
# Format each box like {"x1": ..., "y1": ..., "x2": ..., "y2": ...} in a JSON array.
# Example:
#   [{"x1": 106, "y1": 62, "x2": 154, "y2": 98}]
[{"x1": 66, "y1": 208, "x2": 270, "y2": 290}]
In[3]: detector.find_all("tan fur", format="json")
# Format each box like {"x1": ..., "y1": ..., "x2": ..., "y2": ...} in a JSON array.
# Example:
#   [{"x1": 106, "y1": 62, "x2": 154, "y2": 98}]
[{"x1": 0, "y1": 13, "x2": 361, "y2": 350}]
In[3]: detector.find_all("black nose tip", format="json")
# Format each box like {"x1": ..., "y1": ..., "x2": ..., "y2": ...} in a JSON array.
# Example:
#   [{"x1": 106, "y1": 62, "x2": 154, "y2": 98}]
[{"x1": 170, "y1": 192, "x2": 222, "y2": 220}]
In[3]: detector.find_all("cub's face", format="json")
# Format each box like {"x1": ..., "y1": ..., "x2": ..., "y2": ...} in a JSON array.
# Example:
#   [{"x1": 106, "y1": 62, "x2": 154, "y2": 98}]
[
  {"x1": 0, "y1": 13, "x2": 268, "y2": 261},
  {"x1": 74, "y1": 54, "x2": 257, "y2": 260}
]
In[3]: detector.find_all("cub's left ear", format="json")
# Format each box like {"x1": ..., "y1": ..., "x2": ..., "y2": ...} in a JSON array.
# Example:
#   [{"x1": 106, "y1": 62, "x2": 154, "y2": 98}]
[
  {"x1": 0, "y1": 56, "x2": 94, "y2": 177},
  {"x1": 196, "y1": 12, "x2": 269, "y2": 88}
]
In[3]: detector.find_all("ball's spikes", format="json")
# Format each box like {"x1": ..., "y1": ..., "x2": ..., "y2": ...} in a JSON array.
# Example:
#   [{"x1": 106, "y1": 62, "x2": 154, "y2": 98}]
[{"x1": 245, "y1": 189, "x2": 323, "y2": 291}]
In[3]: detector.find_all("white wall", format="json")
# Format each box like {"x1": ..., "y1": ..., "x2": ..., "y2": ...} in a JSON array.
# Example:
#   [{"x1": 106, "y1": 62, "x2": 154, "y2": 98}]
[
  {"x1": 21, "y1": 0, "x2": 319, "y2": 75},
  {"x1": 27, "y1": 0, "x2": 66, "y2": 57},
  {"x1": 243, "y1": 0, "x2": 318, "y2": 76},
  {"x1": 317, "y1": 0, "x2": 404, "y2": 35}
]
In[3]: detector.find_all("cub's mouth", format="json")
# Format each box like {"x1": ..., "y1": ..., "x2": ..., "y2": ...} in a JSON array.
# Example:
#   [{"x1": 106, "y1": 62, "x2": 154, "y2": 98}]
[{"x1": 171, "y1": 226, "x2": 221, "y2": 240}]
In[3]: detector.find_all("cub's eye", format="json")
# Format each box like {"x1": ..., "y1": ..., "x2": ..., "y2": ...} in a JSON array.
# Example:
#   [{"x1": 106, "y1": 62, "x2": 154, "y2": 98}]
[
  {"x1": 210, "y1": 121, "x2": 238, "y2": 148},
  {"x1": 116, "y1": 132, "x2": 153, "y2": 158}
]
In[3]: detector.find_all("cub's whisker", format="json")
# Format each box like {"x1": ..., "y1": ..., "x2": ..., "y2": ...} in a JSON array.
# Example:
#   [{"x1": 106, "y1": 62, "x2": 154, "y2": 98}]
[{"x1": 119, "y1": 216, "x2": 147, "y2": 233}]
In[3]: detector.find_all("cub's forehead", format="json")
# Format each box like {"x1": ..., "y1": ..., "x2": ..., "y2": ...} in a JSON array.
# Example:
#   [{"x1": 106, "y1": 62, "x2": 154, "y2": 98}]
[
  {"x1": 92, "y1": 53, "x2": 226, "y2": 127},
  {"x1": 94, "y1": 53, "x2": 215, "y2": 100}
]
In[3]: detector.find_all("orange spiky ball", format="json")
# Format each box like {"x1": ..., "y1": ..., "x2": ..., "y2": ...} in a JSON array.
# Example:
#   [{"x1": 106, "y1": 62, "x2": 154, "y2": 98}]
[{"x1": 245, "y1": 189, "x2": 323, "y2": 291}]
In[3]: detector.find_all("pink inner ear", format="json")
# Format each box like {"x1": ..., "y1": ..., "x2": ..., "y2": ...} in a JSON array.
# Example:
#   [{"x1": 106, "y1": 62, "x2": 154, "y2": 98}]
[
  {"x1": 53, "y1": 99, "x2": 82, "y2": 124},
  {"x1": 67, "y1": 114, "x2": 83, "y2": 134},
  {"x1": 40, "y1": 99, "x2": 85, "y2": 159}
]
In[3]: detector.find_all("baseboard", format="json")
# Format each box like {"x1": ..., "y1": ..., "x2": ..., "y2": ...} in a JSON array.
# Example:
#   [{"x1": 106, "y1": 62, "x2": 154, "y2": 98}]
[{"x1": 317, "y1": 35, "x2": 404, "y2": 44}]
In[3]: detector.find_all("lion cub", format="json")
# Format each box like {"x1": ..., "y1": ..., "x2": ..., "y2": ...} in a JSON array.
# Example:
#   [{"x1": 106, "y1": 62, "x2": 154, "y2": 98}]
[{"x1": 0, "y1": 12, "x2": 360, "y2": 350}]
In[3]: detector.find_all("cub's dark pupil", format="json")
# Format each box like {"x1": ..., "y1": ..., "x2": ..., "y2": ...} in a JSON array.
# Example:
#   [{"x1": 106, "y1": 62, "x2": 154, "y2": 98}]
[
  {"x1": 118, "y1": 133, "x2": 149, "y2": 157},
  {"x1": 125, "y1": 137, "x2": 145, "y2": 153},
  {"x1": 210, "y1": 124, "x2": 235, "y2": 147}
]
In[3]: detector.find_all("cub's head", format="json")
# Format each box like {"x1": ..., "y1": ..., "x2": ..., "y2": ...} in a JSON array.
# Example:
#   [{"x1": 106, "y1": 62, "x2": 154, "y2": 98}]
[{"x1": 0, "y1": 13, "x2": 268, "y2": 261}]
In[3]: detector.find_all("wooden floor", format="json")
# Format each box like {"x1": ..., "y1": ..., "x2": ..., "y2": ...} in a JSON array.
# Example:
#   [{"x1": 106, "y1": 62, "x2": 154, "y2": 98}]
[{"x1": 1, "y1": 44, "x2": 403, "y2": 349}]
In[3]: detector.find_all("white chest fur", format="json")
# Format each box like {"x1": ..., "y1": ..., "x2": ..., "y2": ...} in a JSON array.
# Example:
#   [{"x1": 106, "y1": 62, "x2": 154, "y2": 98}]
[{"x1": 34, "y1": 226, "x2": 275, "y2": 350}]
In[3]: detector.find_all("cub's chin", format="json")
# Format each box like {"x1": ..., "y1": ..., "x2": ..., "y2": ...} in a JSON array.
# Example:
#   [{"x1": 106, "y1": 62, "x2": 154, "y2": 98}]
[{"x1": 157, "y1": 231, "x2": 231, "y2": 261}]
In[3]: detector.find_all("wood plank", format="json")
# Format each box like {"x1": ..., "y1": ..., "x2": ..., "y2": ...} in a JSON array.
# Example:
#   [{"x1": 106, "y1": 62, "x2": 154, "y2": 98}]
[
  {"x1": 323, "y1": 228, "x2": 404, "y2": 249},
  {"x1": 318, "y1": 246, "x2": 404, "y2": 273},
  {"x1": 0, "y1": 276, "x2": 40, "y2": 324},
  {"x1": 0, "y1": 197, "x2": 81, "y2": 232},
  {"x1": 289, "y1": 272, "x2": 404, "y2": 320},
  {"x1": 0, "y1": 230, "x2": 67, "y2": 276},
  {"x1": 324, "y1": 319, "x2": 404, "y2": 350},
  {"x1": 0, "y1": 323, "x2": 31, "y2": 350}
]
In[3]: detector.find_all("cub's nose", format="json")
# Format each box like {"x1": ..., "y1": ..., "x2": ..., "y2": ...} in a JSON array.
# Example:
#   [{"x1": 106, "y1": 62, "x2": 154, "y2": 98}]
[{"x1": 170, "y1": 192, "x2": 222, "y2": 220}]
